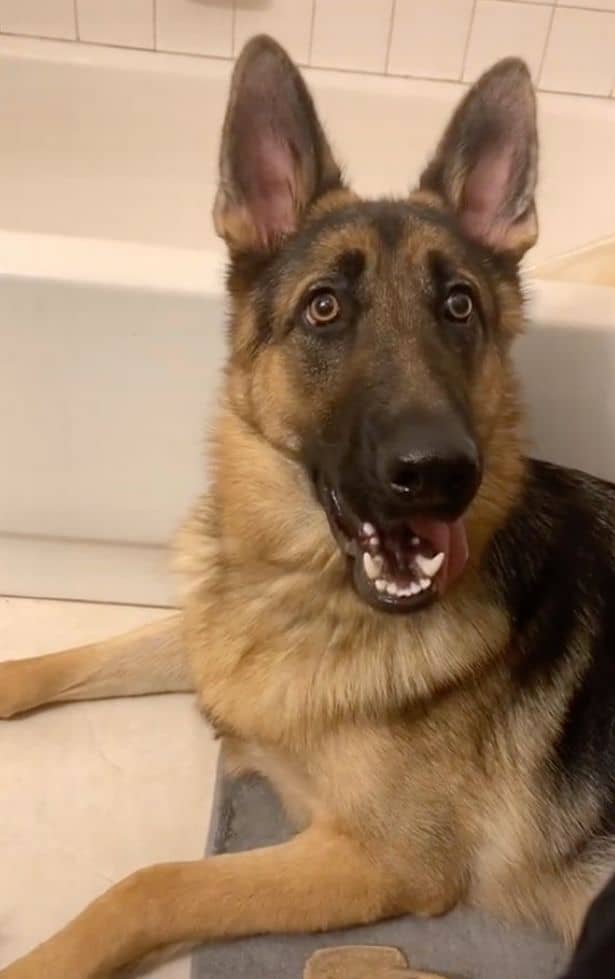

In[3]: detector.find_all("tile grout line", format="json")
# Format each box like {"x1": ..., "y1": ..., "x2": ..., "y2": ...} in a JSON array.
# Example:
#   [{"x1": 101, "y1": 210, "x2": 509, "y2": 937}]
[
  {"x1": 556, "y1": 2, "x2": 615, "y2": 12},
  {"x1": 384, "y1": 0, "x2": 398, "y2": 75},
  {"x1": 490, "y1": 1, "x2": 615, "y2": 11},
  {"x1": 460, "y1": 0, "x2": 479, "y2": 81},
  {"x1": 0, "y1": 592, "x2": 178, "y2": 611},
  {"x1": 536, "y1": 2, "x2": 556, "y2": 87},
  {"x1": 0, "y1": 29, "x2": 613, "y2": 101},
  {"x1": 307, "y1": 0, "x2": 317, "y2": 65}
]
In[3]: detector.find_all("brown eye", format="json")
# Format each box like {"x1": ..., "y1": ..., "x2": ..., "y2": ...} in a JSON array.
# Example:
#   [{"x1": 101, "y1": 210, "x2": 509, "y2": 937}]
[
  {"x1": 444, "y1": 286, "x2": 474, "y2": 323},
  {"x1": 305, "y1": 289, "x2": 341, "y2": 327}
]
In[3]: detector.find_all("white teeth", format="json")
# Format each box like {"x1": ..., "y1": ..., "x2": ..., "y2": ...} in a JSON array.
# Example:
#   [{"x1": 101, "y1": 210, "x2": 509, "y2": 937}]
[
  {"x1": 363, "y1": 552, "x2": 383, "y2": 580},
  {"x1": 373, "y1": 575, "x2": 431, "y2": 599},
  {"x1": 362, "y1": 522, "x2": 375, "y2": 536},
  {"x1": 410, "y1": 536, "x2": 420, "y2": 546},
  {"x1": 362, "y1": 552, "x2": 375, "y2": 579},
  {"x1": 415, "y1": 552, "x2": 445, "y2": 578},
  {"x1": 367, "y1": 551, "x2": 437, "y2": 600},
  {"x1": 369, "y1": 535, "x2": 379, "y2": 548}
]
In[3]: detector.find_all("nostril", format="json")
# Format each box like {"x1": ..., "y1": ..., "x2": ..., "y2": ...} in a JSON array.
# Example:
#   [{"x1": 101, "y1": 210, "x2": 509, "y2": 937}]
[
  {"x1": 389, "y1": 460, "x2": 424, "y2": 495},
  {"x1": 387, "y1": 453, "x2": 480, "y2": 505}
]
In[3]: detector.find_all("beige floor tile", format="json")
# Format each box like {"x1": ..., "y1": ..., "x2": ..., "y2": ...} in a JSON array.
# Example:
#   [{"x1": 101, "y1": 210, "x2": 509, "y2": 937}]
[{"x1": 0, "y1": 597, "x2": 218, "y2": 977}]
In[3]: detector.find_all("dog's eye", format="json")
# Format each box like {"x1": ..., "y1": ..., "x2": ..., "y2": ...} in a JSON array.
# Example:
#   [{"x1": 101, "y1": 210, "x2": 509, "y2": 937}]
[
  {"x1": 304, "y1": 290, "x2": 341, "y2": 327},
  {"x1": 444, "y1": 286, "x2": 474, "y2": 323}
]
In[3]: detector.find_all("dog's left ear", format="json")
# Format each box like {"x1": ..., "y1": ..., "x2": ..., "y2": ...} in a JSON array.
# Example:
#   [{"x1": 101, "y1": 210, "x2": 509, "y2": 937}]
[
  {"x1": 214, "y1": 35, "x2": 343, "y2": 254},
  {"x1": 420, "y1": 58, "x2": 538, "y2": 257}
]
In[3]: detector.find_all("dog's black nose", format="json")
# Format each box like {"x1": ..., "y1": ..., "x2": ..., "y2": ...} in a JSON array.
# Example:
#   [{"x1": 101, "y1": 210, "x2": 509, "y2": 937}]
[{"x1": 378, "y1": 413, "x2": 480, "y2": 517}]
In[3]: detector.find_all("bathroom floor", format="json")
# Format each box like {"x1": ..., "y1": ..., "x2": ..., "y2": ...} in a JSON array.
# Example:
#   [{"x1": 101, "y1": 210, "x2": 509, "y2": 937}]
[{"x1": 0, "y1": 596, "x2": 219, "y2": 977}]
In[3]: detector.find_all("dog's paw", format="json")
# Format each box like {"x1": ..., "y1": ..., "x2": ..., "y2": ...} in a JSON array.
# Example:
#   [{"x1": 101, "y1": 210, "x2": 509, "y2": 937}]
[{"x1": 0, "y1": 659, "x2": 39, "y2": 718}]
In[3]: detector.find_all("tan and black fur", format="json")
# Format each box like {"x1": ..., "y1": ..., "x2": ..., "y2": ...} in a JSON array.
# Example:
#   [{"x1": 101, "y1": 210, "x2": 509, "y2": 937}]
[{"x1": 1, "y1": 36, "x2": 613, "y2": 979}]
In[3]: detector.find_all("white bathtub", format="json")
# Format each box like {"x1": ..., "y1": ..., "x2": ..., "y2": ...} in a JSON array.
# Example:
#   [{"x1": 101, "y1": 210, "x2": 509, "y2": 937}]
[{"x1": 1, "y1": 37, "x2": 615, "y2": 605}]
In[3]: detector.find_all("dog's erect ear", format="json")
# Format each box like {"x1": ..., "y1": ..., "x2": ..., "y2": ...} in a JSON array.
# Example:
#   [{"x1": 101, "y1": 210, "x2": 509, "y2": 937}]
[
  {"x1": 214, "y1": 35, "x2": 343, "y2": 254},
  {"x1": 420, "y1": 58, "x2": 538, "y2": 257}
]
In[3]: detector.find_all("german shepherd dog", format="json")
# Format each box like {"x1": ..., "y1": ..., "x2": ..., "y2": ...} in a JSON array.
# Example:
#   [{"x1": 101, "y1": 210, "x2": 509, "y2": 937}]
[{"x1": 1, "y1": 35, "x2": 614, "y2": 979}]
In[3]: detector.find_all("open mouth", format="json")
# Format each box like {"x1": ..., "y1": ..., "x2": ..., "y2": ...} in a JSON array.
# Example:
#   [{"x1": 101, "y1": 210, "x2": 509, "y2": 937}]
[{"x1": 320, "y1": 482, "x2": 469, "y2": 613}]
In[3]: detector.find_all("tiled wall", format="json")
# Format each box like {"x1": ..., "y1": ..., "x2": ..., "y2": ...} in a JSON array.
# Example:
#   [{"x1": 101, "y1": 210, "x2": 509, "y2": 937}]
[{"x1": 1, "y1": 0, "x2": 615, "y2": 98}]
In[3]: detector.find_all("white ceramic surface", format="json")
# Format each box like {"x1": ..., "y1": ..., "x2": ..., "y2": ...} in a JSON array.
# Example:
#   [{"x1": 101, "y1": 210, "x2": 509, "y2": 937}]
[{"x1": 2, "y1": 0, "x2": 615, "y2": 100}]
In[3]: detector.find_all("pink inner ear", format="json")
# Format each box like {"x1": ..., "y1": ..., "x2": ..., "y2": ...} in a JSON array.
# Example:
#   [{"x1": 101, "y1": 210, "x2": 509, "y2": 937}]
[
  {"x1": 244, "y1": 131, "x2": 298, "y2": 246},
  {"x1": 460, "y1": 145, "x2": 514, "y2": 248}
]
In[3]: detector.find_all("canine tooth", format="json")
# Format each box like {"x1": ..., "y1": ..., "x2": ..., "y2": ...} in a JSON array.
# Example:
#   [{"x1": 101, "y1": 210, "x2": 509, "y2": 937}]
[
  {"x1": 415, "y1": 552, "x2": 445, "y2": 578},
  {"x1": 375, "y1": 579, "x2": 387, "y2": 592},
  {"x1": 410, "y1": 536, "x2": 420, "y2": 547},
  {"x1": 369, "y1": 535, "x2": 379, "y2": 547},
  {"x1": 362, "y1": 522, "x2": 375, "y2": 536},
  {"x1": 363, "y1": 552, "x2": 381, "y2": 580},
  {"x1": 409, "y1": 582, "x2": 421, "y2": 596},
  {"x1": 418, "y1": 577, "x2": 431, "y2": 591},
  {"x1": 386, "y1": 583, "x2": 398, "y2": 596}
]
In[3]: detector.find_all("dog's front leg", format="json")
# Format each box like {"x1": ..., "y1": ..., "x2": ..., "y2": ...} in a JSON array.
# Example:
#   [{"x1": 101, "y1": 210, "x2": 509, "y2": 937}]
[
  {"x1": 0, "y1": 614, "x2": 193, "y2": 717},
  {"x1": 0, "y1": 825, "x2": 406, "y2": 979}
]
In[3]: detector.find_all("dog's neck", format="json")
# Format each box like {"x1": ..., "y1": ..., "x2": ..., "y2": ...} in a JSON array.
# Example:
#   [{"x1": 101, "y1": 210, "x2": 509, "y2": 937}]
[{"x1": 204, "y1": 396, "x2": 331, "y2": 567}]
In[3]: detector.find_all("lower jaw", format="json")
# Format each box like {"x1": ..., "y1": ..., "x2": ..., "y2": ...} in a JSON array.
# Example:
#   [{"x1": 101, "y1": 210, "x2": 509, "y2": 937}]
[
  {"x1": 358, "y1": 587, "x2": 436, "y2": 614},
  {"x1": 347, "y1": 553, "x2": 440, "y2": 615},
  {"x1": 351, "y1": 559, "x2": 438, "y2": 613}
]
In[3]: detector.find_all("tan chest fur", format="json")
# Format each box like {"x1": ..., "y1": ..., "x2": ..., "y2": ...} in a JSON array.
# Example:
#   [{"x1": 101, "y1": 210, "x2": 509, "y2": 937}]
[{"x1": 178, "y1": 510, "x2": 504, "y2": 899}]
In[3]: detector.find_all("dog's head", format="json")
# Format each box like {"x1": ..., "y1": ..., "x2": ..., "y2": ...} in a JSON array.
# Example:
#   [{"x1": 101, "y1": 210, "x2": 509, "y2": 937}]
[{"x1": 214, "y1": 36, "x2": 536, "y2": 614}]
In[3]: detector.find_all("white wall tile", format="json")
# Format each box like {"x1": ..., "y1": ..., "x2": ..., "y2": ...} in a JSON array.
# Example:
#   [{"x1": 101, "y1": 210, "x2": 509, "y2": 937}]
[
  {"x1": 464, "y1": 0, "x2": 552, "y2": 82},
  {"x1": 388, "y1": 0, "x2": 473, "y2": 80},
  {"x1": 234, "y1": 0, "x2": 313, "y2": 64},
  {"x1": 558, "y1": 0, "x2": 615, "y2": 11},
  {"x1": 77, "y1": 0, "x2": 154, "y2": 49},
  {"x1": 0, "y1": 0, "x2": 76, "y2": 39},
  {"x1": 156, "y1": 0, "x2": 233, "y2": 57},
  {"x1": 541, "y1": 7, "x2": 615, "y2": 95},
  {"x1": 311, "y1": 0, "x2": 393, "y2": 73}
]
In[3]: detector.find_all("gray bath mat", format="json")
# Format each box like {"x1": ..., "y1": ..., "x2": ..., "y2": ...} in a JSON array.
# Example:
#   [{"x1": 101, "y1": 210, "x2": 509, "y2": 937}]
[{"x1": 192, "y1": 769, "x2": 570, "y2": 979}]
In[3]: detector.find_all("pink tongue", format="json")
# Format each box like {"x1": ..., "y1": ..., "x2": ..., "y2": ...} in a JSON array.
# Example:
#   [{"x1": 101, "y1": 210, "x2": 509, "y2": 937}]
[{"x1": 409, "y1": 516, "x2": 469, "y2": 593}]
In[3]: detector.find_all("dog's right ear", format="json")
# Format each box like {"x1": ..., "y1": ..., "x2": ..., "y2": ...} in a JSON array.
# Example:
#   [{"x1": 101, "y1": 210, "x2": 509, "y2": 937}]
[
  {"x1": 419, "y1": 57, "x2": 538, "y2": 258},
  {"x1": 214, "y1": 35, "x2": 343, "y2": 255}
]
